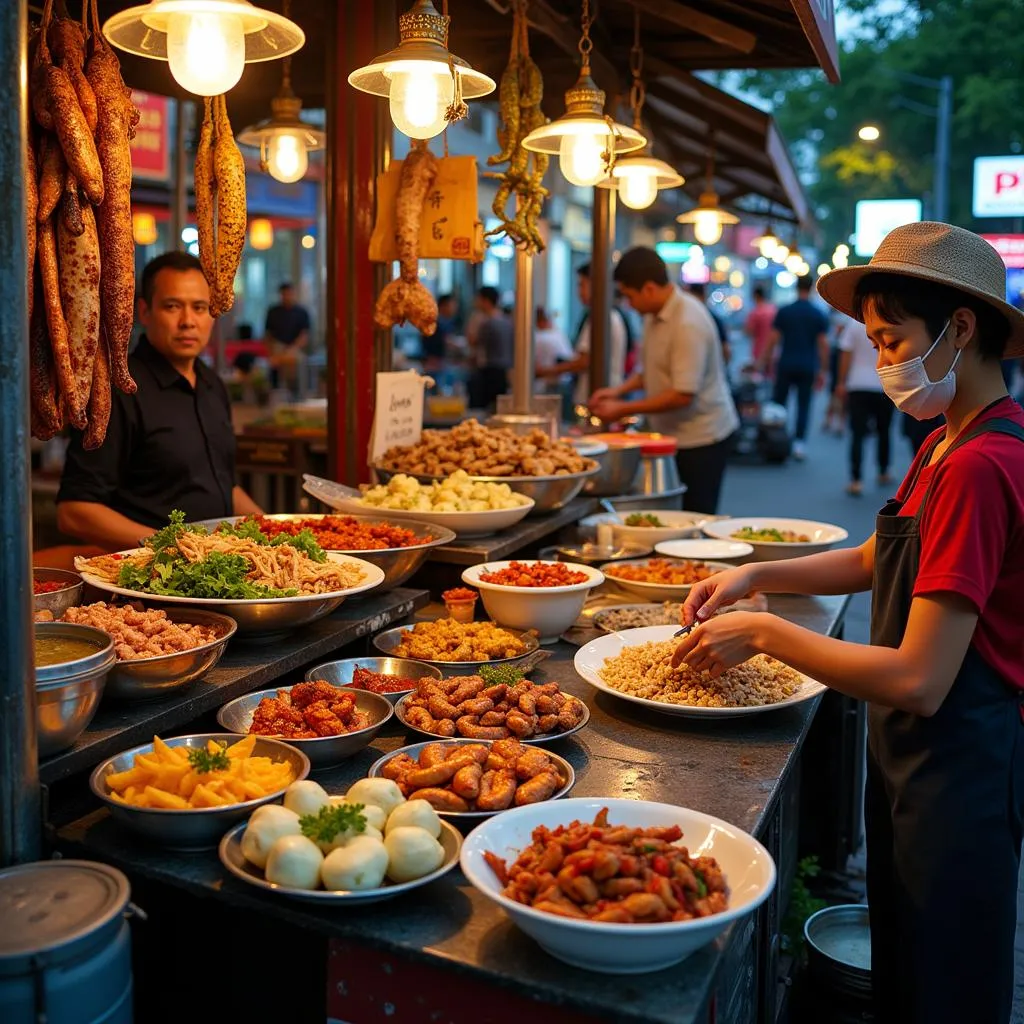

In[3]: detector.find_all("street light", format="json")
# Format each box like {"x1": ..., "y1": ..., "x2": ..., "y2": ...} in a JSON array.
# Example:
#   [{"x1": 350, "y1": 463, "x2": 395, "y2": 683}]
[{"x1": 858, "y1": 124, "x2": 881, "y2": 142}]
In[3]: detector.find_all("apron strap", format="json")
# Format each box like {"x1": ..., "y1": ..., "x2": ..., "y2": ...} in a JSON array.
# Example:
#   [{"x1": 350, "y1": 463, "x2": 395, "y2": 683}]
[{"x1": 914, "y1": 417, "x2": 1024, "y2": 522}]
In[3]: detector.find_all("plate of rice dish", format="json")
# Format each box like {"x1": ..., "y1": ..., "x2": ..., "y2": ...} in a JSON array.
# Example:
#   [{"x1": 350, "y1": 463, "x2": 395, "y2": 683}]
[{"x1": 573, "y1": 625, "x2": 826, "y2": 718}]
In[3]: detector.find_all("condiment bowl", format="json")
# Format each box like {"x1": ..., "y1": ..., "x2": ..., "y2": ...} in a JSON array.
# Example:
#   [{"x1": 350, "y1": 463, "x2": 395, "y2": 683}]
[
  {"x1": 461, "y1": 561, "x2": 605, "y2": 644},
  {"x1": 33, "y1": 568, "x2": 84, "y2": 619},
  {"x1": 303, "y1": 656, "x2": 442, "y2": 706},
  {"x1": 90, "y1": 733, "x2": 310, "y2": 850},
  {"x1": 35, "y1": 622, "x2": 116, "y2": 758},
  {"x1": 105, "y1": 609, "x2": 237, "y2": 702},
  {"x1": 216, "y1": 686, "x2": 394, "y2": 769},
  {"x1": 460, "y1": 797, "x2": 777, "y2": 974}
]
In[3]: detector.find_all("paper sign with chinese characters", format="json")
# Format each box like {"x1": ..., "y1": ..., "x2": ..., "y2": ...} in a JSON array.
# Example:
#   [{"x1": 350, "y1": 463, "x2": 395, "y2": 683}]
[
  {"x1": 370, "y1": 154, "x2": 484, "y2": 264},
  {"x1": 369, "y1": 372, "x2": 427, "y2": 464}
]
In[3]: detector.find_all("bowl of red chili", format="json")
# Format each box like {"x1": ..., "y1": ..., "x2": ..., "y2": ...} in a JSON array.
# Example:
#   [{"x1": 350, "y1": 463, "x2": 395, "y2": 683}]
[
  {"x1": 33, "y1": 568, "x2": 84, "y2": 619},
  {"x1": 461, "y1": 560, "x2": 605, "y2": 645},
  {"x1": 303, "y1": 656, "x2": 443, "y2": 706},
  {"x1": 190, "y1": 514, "x2": 457, "y2": 593}
]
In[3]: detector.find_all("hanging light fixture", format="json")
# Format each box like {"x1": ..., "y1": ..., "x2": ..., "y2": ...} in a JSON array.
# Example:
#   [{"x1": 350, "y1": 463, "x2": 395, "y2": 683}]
[
  {"x1": 785, "y1": 242, "x2": 807, "y2": 275},
  {"x1": 522, "y1": 0, "x2": 645, "y2": 188},
  {"x1": 676, "y1": 133, "x2": 738, "y2": 246},
  {"x1": 348, "y1": 0, "x2": 495, "y2": 141},
  {"x1": 596, "y1": 10, "x2": 681, "y2": 210},
  {"x1": 239, "y1": 2, "x2": 324, "y2": 186},
  {"x1": 751, "y1": 222, "x2": 780, "y2": 259},
  {"x1": 103, "y1": 0, "x2": 305, "y2": 97},
  {"x1": 249, "y1": 218, "x2": 274, "y2": 250}
]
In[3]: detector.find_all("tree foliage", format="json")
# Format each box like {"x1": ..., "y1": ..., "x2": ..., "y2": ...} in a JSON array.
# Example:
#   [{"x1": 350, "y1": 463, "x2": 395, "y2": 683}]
[{"x1": 728, "y1": 0, "x2": 1024, "y2": 255}]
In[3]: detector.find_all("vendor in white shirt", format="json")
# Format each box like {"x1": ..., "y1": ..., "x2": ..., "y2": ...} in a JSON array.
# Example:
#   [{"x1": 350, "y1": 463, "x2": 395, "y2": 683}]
[
  {"x1": 535, "y1": 263, "x2": 630, "y2": 407},
  {"x1": 590, "y1": 247, "x2": 739, "y2": 513},
  {"x1": 533, "y1": 307, "x2": 574, "y2": 394}
]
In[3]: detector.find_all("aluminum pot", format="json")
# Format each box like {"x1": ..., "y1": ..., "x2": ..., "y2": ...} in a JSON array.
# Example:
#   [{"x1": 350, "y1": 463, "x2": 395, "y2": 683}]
[
  {"x1": 583, "y1": 443, "x2": 643, "y2": 497},
  {"x1": 35, "y1": 623, "x2": 116, "y2": 758},
  {"x1": 32, "y1": 568, "x2": 84, "y2": 620},
  {"x1": 804, "y1": 904, "x2": 872, "y2": 999}
]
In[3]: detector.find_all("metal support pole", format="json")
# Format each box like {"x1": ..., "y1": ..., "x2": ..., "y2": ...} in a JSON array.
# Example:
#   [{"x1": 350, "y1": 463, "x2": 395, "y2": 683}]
[
  {"x1": 510, "y1": 204, "x2": 534, "y2": 413},
  {"x1": 589, "y1": 185, "x2": 616, "y2": 393},
  {"x1": 933, "y1": 75, "x2": 953, "y2": 223},
  {"x1": 171, "y1": 99, "x2": 188, "y2": 250},
  {"x1": 0, "y1": 0, "x2": 41, "y2": 867}
]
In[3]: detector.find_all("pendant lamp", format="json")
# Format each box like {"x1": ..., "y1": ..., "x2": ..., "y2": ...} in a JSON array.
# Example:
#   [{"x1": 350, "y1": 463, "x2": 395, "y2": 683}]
[{"x1": 676, "y1": 133, "x2": 738, "y2": 246}]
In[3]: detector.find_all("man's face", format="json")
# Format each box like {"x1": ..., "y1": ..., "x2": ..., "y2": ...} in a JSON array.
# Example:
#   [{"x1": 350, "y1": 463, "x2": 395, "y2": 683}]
[
  {"x1": 577, "y1": 274, "x2": 592, "y2": 307},
  {"x1": 139, "y1": 269, "x2": 213, "y2": 364},
  {"x1": 280, "y1": 286, "x2": 295, "y2": 307},
  {"x1": 617, "y1": 282, "x2": 659, "y2": 315},
  {"x1": 439, "y1": 298, "x2": 456, "y2": 318}
]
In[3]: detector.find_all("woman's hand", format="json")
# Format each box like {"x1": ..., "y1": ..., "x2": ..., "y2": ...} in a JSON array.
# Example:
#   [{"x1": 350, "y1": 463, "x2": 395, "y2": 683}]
[
  {"x1": 681, "y1": 566, "x2": 756, "y2": 626},
  {"x1": 671, "y1": 612, "x2": 773, "y2": 676}
]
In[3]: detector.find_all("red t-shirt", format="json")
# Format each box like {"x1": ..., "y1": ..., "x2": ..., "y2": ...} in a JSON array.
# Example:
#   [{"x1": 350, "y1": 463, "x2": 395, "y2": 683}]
[{"x1": 895, "y1": 396, "x2": 1024, "y2": 689}]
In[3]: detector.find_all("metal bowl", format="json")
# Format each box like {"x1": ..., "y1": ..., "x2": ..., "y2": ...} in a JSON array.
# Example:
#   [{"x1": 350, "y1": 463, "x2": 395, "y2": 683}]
[
  {"x1": 804, "y1": 904, "x2": 872, "y2": 997},
  {"x1": 371, "y1": 463, "x2": 601, "y2": 514},
  {"x1": 372, "y1": 623, "x2": 541, "y2": 676},
  {"x1": 216, "y1": 686, "x2": 394, "y2": 769},
  {"x1": 105, "y1": 609, "x2": 238, "y2": 702},
  {"x1": 35, "y1": 622, "x2": 116, "y2": 758},
  {"x1": 90, "y1": 733, "x2": 310, "y2": 850},
  {"x1": 539, "y1": 542, "x2": 653, "y2": 566},
  {"x1": 583, "y1": 443, "x2": 643, "y2": 497},
  {"x1": 190, "y1": 514, "x2": 456, "y2": 593},
  {"x1": 602, "y1": 486, "x2": 687, "y2": 512},
  {"x1": 304, "y1": 656, "x2": 443, "y2": 706},
  {"x1": 33, "y1": 568, "x2": 84, "y2": 619}
]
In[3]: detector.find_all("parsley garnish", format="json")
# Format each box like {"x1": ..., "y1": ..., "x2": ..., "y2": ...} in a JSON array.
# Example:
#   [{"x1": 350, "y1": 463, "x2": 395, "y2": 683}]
[
  {"x1": 478, "y1": 664, "x2": 525, "y2": 687},
  {"x1": 299, "y1": 803, "x2": 367, "y2": 844},
  {"x1": 187, "y1": 742, "x2": 230, "y2": 774}
]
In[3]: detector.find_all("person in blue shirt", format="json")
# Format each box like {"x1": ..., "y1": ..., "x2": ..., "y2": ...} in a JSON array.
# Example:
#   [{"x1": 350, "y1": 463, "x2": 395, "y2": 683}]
[{"x1": 759, "y1": 275, "x2": 830, "y2": 459}]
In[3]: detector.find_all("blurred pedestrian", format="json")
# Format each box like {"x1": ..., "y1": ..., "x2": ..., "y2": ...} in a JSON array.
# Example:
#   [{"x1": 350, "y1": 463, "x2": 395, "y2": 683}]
[
  {"x1": 745, "y1": 285, "x2": 777, "y2": 367},
  {"x1": 533, "y1": 307, "x2": 574, "y2": 415},
  {"x1": 467, "y1": 286, "x2": 512, "y2": 411},
  {"x1": 759, "y1": 275, "x2": 830, "y2": 460},
  {"x1": 265, "y1": 282, "x2": 310, "y2": 395},
  {"x1": 688, "y1": 282, "x2": 731, "y2": 367},
  {"x1": 589, "y1": 248, "x2": 738, "y2": 513},
  {"x1": 422, "y1": 293, "x2": 457, "y2": 376},
  {"x1": 836, "y1": 317, "x2": 894, "y2": 495}
]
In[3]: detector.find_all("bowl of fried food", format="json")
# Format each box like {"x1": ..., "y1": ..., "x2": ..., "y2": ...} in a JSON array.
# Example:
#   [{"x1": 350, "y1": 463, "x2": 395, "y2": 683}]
[
  {"x1": 58, "y1": 603, "x2": 237, "y2": 702},
  {"x1": 394, "y1": 669, "x2": 588, "y2": 744},
  {"x1": 601, "y1": 558, "x2": 736, "y2": 603},
  {"x1": 217, "y1": 681, "x2": 394, "y2": 769},
  {"x1": 461, "y1": 798, "x2": 777, "y2": 974},
  {"x1": 33, "y1": 568, "x2": 84, "y2": 620},
  {"x1": 90, "y1": 734, "x2": 310, "y2": 850},
  {"x1": 372, "y1": 619, "x2": 540, "y2": 677},
  {"x1": 304, "y1": 657, "x2": 443, "y2": 706},
  {"x1": 368, "y1": 738, "x2": 574, "y2": 820}
]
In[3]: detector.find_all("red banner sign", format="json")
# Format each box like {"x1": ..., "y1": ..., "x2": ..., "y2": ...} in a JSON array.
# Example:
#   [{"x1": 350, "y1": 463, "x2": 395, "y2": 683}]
[
  {"x1": 130, "y1": 90, "x2": 170, "y2": 182},
  {"x1": 982, "y1": 234, "x2": 1024, "y2": 269}
]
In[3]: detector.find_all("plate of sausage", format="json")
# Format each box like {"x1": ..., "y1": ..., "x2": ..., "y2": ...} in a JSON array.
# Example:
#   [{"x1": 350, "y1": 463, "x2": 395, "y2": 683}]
[{"x1": 367, "y1": 739, "x2": 575, "y2": 820}]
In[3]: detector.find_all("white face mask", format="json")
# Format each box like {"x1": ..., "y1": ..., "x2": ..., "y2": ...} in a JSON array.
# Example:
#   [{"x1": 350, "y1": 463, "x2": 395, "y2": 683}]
[{"x1": 876, "y1": 320, "x2": 961, "y2": 420}]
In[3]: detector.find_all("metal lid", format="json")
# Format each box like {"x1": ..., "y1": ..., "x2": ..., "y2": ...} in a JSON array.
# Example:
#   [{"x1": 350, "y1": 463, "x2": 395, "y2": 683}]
[
  {"x1": 35, "y1": 622, "x2": 116, "y2": 688},
  {"x1": 638, "y1": 437, "x2": 678, "y2": 456},
  {"x1": 0, "y1": 860, "x2": 129, "y2": 961}
]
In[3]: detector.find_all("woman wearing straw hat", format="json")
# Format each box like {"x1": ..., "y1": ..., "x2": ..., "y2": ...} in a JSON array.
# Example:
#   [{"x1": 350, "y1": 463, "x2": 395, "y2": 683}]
[{"x1": 673, "y1": 222, "x2": 1024, "y2": 1023}]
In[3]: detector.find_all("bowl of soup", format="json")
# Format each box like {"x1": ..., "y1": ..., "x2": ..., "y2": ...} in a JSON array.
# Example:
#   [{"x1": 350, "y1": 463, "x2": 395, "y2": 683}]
[{"x1": 35, "y1": 623, "x2": 116, "y2": 758}]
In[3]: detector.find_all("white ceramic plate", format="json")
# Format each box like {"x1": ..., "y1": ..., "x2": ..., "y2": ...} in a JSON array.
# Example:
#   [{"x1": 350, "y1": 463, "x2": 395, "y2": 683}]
[
  {"x1": 702, "y1": 518, "x2": 849, "y2": 561},
  {"x1": 219, "y1": 818, "x2": 461, "y2": 903},
  {"x1": 654, "y1": 539, "x2": 754, "y2": 561},
  {"x1": 599, "y1": 559, "x2": 736, "y2": 603},
  {"x1": 573, "y1": 624, "x2": 826, "y2": 719},
  {"x1": 590, "y1": 509, "x2": 716, "y2": 548},
  {"x1": 460, "y1": 796, "x2": 776, "y2": 973}
]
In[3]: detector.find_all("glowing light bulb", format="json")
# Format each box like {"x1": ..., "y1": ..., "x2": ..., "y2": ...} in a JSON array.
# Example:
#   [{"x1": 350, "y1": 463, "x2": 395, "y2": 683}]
[
  {"x1": 773, "y1": 244, "x2": 790, "y2": 264},
  {"x1": 617, "y1": 169, "x2": 659, "y2": 210},
  {"x1": 387, "y1": 62, "x2": 453, "y2": 140},
  {"x1": 757, "y1": 235, "x2": 779, "y2": 259},
  {"x1": 266, "y1": 131, "x2": 309, "y2": 183},
  {"x1": 166, "y1": 12, "x2": 245, "y2": 97},
  {"x1": 559, "y1": 132, "x2": 605, "y2": 187},
  {"x1": 785, "y1": 252, "x2": 804, "y2": 274},
  {"x1": 692, "y1": 210, "x2": 723, "y2": 246}
]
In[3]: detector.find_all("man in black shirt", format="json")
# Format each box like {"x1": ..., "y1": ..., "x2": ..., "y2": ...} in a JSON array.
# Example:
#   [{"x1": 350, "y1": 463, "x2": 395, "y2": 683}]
[
  {"x1": 57, "y1": 252, "x2": 262, "y2": 550},
  {"x1": 265, "y1": 282, "x2": 311, "y2": 393}
]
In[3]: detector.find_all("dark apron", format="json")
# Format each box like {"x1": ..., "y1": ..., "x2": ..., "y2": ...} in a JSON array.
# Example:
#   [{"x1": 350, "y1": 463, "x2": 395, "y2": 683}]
[{"x1": 866, "y1": 415, "x2": 1024, "y2": 1024}]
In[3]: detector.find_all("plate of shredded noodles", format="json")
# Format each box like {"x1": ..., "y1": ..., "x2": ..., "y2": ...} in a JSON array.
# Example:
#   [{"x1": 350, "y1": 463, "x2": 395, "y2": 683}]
[{"x1": 75, "y1": 512, "x2": 385, "y2": 637}]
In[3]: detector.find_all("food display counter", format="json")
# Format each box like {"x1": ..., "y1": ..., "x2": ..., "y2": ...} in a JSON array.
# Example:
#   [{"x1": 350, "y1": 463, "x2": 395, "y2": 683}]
[{"x1": 53, "y1": 593, "x2": 848, "y2": 1024}]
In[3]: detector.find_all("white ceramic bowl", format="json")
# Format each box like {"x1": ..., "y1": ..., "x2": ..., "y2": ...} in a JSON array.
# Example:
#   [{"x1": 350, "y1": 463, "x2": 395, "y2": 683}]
[
  {"x1": 581, "y1": 510, "x2": 714, "y2": 548},
  {"x1": 600, "y1": 558, "x2": 736, "y2": 603},
  {"x1": 702, "y1": 518, "x2": 849, "y2": 561},
  {"x1": 461, "y1": 561, "x2": 604, "y2": 644},
  {"x1": 654, "y1": 538, "x2": 754, "y2": 562},
  {"x1": 460, "y1": 796, "x2": 777, "y2": 974}
]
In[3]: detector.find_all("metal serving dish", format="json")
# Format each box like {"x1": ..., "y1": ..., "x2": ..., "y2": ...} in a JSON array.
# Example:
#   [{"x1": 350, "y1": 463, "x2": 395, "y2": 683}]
[
  {"x1": 33, "y1": 567, "x2": 85, "y2": 619},
  {"x1": 371, "y1": 463, "x2": 601, "y2": 514},
  {"x1": 538, "y1": 542, "x2": 653, "y2": 566},
  {"x1": 602, "y1": 486, "x2": 687, "y2": 512},
  {"x1": 367, "y1": 739, "x2": 576, "y2": 820},
  {"x1": 90, "y1": 733, "x2": 310, "y2": 850},
  {"x1": 583, "y1": 442, "x2": 643, "y2": 497},
  {"x1": 372, "y1": 623, "x2": 541, "y2": 677},
  {"x1": 191, "y1": 513, "x2": 456, "y2": 593},
  {"x1": 35, "y1": 623, "x2": 116, "y2": 758},
  {"x1": 216, "y1": 686, "x2": 394, "y2": 769},
  {"x1": 304, "y1": 656, "x2": 443, "y2": 706},
  {"x1": 804, "y1": 904, "x2": 872, "y2": 997},
  {"x1": 105, "y1": 609, "x2": 237, "y2": 702}
]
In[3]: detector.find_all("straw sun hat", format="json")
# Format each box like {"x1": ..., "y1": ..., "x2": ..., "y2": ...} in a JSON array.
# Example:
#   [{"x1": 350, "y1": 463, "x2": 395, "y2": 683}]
[{"x1": 816, "y1": 221, "x2": 1024, "y2": 359}]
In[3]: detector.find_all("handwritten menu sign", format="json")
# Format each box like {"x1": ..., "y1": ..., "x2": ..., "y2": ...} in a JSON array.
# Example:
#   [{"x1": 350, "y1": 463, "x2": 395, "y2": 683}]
[{"x1": 369, "y1": 371, "x2": 427, "y2": 463}]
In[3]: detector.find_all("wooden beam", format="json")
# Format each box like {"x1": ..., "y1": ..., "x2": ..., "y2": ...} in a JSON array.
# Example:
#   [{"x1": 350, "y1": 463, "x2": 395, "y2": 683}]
[
  {"x1": 616, "y1": 0, "x2": 757, "y2": 54},
  {"x1": 645, "y1": 86, "x2": 769, "y2": 154}
]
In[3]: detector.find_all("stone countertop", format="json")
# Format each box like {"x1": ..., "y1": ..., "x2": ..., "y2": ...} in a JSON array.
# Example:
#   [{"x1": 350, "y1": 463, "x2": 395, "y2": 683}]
[
  {"x1": 426, "y1": 497, "x2": 598, "y2": 565},
  {"x1": 39, "y1": 588, "x2": 430, "y2": 785},
  {"x1": 58, "y1": 593, "x2": 848, "y2": 1023}
]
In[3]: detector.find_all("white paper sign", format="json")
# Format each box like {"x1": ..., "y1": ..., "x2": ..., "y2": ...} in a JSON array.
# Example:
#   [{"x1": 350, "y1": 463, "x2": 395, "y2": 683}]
[{"x1": 369, "y1": 371, "x2": 427, "y2": 463}]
